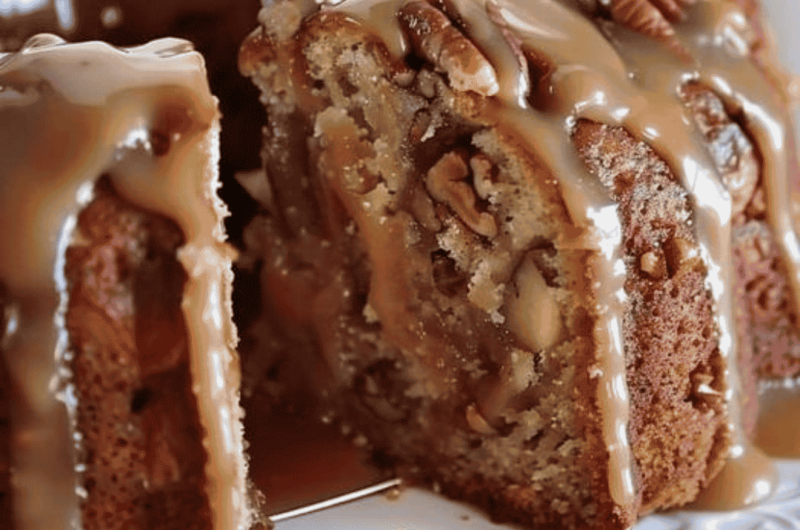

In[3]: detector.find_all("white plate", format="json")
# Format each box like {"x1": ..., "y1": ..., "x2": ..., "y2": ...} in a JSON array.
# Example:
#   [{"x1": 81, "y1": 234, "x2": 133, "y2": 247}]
[
  {"x1": 272, "y1": 1, "x2": 800, "y2": 529},
  {"x1": 642, "y1": 460, "x2": 800, "y2": 530},
  {"x1": 274, "y1": 461, "x2": 800, "y2": 529}
]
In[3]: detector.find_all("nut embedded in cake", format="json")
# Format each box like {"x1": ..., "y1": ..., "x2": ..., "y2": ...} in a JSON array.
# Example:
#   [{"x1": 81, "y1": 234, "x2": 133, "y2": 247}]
[
  {"x1": 238, "y1": 0, "x2": 800, "y2": 528},
  {"x1": 1, "y1": 0, "x2": 800, "y2": 528}
]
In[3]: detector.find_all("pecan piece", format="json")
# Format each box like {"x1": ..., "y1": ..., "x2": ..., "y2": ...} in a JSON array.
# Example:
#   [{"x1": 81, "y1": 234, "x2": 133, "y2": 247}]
[
  {"x1": 680, "y1": 83, "x2": 759, "y2": 217},
  {"x1": 650, "y1": 0, "x2": 697, "y2": 21},
  {"x1": 426, "y1": 151, "x2": 498, "y2": 238},
  {"x1": 608, "y1": 0, "x2": 676, "y2": 42},
  {"x1": 398, "y1": 1, "x2": 499, "y2": 96},
  {"x1": 605, "y1": 0, "x2": 698, "y2": 54}
]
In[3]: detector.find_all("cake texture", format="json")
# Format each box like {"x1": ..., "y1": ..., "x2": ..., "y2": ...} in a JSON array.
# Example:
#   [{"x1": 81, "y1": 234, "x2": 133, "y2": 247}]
[
  {"x1": 238, "y1": 0, "x2": 800, "y2": 528},
  {"x1": 0, "y1": 0, "x2": 799, "y2": 529},
  {"x1": 0, "y1": 36, "x2": 249, "y2": 530}
]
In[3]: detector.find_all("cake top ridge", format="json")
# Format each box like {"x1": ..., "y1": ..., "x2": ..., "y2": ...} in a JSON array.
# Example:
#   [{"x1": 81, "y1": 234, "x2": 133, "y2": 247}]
[
  {"x1": 0, "y1": 34, "x2": 213, "y2": 108},
  {"x1": 0, "y1": 33, "x2": 217, "y2": 293}
]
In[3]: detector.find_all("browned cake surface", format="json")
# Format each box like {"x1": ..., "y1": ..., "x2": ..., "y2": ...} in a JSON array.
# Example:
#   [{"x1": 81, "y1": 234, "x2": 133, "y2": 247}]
[
  {"x1": 732, "y1": 204, "x2": 800, "y2": 388},
  {"x1": 734, "y1": 220, "x2": 800, "y2": 372},
  {"x1": 63, "y1": 178, "x2": 211, "y2": 530},
  {"x1": 573, "y1": 118, "x2": 728, "y2": 511}
]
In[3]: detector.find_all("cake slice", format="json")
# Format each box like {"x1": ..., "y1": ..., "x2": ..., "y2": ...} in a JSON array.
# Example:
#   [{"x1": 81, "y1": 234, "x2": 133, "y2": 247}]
[
  {"x1": 239, "y1": 0, "x2": 798, "y2": 528},
  {"x1": 0, "y1": 35, "x2": 250, "y2": 530}
]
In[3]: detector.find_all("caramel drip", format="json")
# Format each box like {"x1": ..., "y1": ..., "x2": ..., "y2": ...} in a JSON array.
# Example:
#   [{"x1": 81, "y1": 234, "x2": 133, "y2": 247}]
[
  {"x1": 325, "y1": 0, "x2": 410, "y2": 57},
  {"x1": 754, "y1": 379, "x2": 800, "y2": 457},
  {"x1": 678, "y1": 3, "x2": 800, "y2": 339},
  {"x1": 492, "y1": 105, "x2": 634, "y2": 507},
  {"x1": 0, "y1": 36, "x2": 247, "y2": 530},
  {"x1": 667, "y1": 1, "x2": 791, "y2": 509},
  {"x1": 328, "y1": 0, "x2": 635, "y2": 508},
  {"x1": 472, "y1": 0, "x2": 641, "y2": 509},
  {"x1": 600, "y1": 2, "x2": 781, "y2": 508},
  {"x1": 326, "y1": 0, "x2": 798, "y2": 512},
  {"x1": 494, "y1": 0, "x2": 783, "y2": 509}
]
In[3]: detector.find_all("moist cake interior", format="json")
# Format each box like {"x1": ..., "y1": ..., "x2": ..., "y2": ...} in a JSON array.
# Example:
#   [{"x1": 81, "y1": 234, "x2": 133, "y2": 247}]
[
  {"x1": 236, "y1": 0, "x2": 800, "y2": 528},
  {"x1": 1, "y1": 0, "x2": 800, "y2": 529},
  {"x1": 64, "y1": 178, "x2": 211, "y2": 529}
]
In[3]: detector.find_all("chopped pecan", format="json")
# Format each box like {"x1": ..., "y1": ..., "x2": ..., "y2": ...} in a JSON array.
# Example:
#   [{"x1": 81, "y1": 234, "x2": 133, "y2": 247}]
[
  {"x1": 470, "y1": 153, "x2": 496, "y2": 201},
  {"x1": 640, "y1": 251, "x2": 666, "y2": 279},
  {"x1": 506, "y1": 255, "x2": 562, "y2": 352},
  {"x1": 426, "y1": 151, "x2": 498, "y2": 238},
  {"x1": 663, "y1": 236, "x2": 698, "y2": 276},
  {"x1": 398, "y1": 1, "x2": 499, "y2": 96},
  {"x1": 680, "y1": 83, "x2": 759, "y2": 217},
  {"x1": 465, "y1": 403, "x2": 497, "y2": 435}
]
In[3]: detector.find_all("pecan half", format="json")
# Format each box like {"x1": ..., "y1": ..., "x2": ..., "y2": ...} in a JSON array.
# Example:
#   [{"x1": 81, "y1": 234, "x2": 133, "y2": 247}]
[
  {"x1": 606, "y1": 0, "x2": 697, "y2": 48},
  {"x1": 680, "y1": 82, "x2": 759, "y2": 217},
  {"x1": 650, "y1": 0, "x2": 697, "y2": 21},
  {"x1": 398, "y1": 1, "x2": 499, "y2": 97},
  {"x1": 608, "y1": 0, "x2": 675, "y2": 41}
]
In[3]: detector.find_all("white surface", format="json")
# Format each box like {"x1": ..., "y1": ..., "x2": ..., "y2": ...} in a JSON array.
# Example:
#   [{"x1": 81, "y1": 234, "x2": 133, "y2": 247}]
[
  {"x1": 273, "y1": 462, "x2": 800, "y2": 529},
  {"x1": 641, "y1": 461, "x2": 800, "y2": 530},
  {"x1": 275, "y1": 2, "x2": 800, "y2": 529}
]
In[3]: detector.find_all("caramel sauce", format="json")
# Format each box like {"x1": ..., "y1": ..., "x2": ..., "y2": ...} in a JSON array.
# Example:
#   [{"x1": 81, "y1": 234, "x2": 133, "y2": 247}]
[
  {"x1": 325, "y1": 0, "x2": 797, "y2": 513},
  {"x1": 690, "y1": 444, "x2": 778, "y2": 510},
  {"x1": 1, "y1": 0, "x2": 797, "y2": 525},
  {"x1": 0, "y1": 36, "x2": 248, "y2": 530},
  {"x1": 754, "y1": 381, "x2": 800, "y2": 458},
  {"x1": 245, "y1": 408, "x2": 384, "y2": 515}
]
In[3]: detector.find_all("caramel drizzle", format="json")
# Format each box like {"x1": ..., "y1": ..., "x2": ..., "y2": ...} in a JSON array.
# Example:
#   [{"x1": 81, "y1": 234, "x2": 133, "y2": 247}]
[
  {"x1": 0, "y1": 37, "x2": 247, "y2": 530},
  {"x1": 328, "y1": 0, "x2": 796, "y2": 511},
  {"x1": 329, "y1": 0, "x2": 635, "y2": 508},
  {"x1": 607, "y1": 0, "x2": 785, "y2": 507},
  {"x1": 754, "y1": 377, "x2": 800, "y2": 457}
]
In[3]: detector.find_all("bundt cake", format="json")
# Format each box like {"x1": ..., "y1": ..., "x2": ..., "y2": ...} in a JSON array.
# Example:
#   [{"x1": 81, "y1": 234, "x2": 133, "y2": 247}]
[
  {"x1": 1, "y1": 0, "x2": 800, "y2": 529},
  {"x1": 0, "y1": 36, "x2": 250, "y2": 530},
  {"x1": 237, "y1": 0, "x2": 800, "y2": 528}
]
